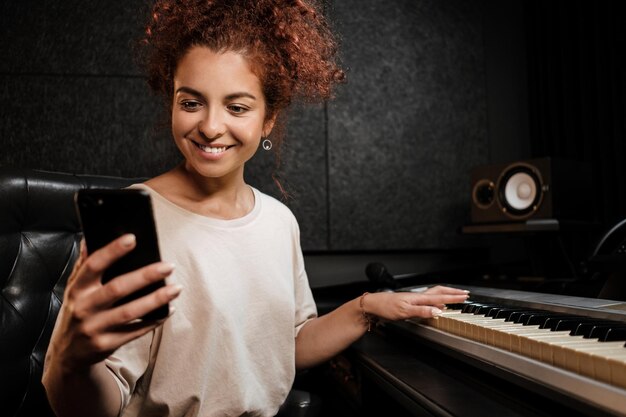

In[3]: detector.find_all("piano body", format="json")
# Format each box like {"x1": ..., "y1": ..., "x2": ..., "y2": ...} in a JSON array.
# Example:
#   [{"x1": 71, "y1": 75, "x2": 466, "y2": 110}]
[{"x1": 340, "y1": 285, "x2": 626, "y2": 417}]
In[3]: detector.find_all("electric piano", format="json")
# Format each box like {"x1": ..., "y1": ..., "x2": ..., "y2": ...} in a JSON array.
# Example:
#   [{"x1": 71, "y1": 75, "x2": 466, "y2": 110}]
[{"x1": 347, "y1": 285, "x2": 626, "y2": 417}]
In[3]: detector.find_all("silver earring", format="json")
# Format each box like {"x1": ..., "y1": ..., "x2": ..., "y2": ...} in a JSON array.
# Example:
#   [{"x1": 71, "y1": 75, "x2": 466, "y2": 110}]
[{"x1": 262, "y1": 138, "x2": 273, "y2": 151}]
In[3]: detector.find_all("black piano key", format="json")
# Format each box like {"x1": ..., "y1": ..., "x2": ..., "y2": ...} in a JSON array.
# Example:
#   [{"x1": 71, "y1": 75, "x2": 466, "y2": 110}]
[
  {"x1": 603, "y1": 327, "x2": 626, "y2": 342},
  {"x1": 603, "y1": 328, "x2": 626, "y2": 342},
  {"x1": 573, "y1": 321, "x2": 620, "y2": 338},
  {"x1": 588, "y1": 325, "x2": 626, "y2": 341},
  {"x1": 539, "y1": 316, "x2": 583, "y2": 330},
  {"x1": 495, "y1": 309, "x2": 533, "y2": 320},
  {"x1": 506, "y1": 310, "x2": 540, "y2": 322},
  {"x1": 516, "y1": 312, "x2": 551, "y2": 325},
  {"x1": 525, "y1": 313, "x2": 556, "y2": 327},
  {"x1": 463, "y1": 303, "x2": 493, "y2": 314},
  {"x1": 485, "y1": 307, "x2": 513, "y2": 318},
  {"x1": 548, "y1": 317, "x2": 594, "y2": 332},
  {"x1": 462, "y1": 303, "x2": 482, "y2": 313},
  {"x1": 445, "y1": 303, "x2": 467, "y2": 311},
  {"x1": 473, "y1": 304, "x2": 500, "y2": 315},
  {"x1": 493, "y1": 309, "x2": 517, "y2": 319},
  {"x1": 588, "y1": 325, "x2": 622, "y2": 340},
  {"x1": 483, "y1": 307, "x2": 500, "y2": 316}
]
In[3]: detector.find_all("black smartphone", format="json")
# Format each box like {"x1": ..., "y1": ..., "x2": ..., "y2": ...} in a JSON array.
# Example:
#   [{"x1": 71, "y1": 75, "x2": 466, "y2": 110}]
[{"x1": 75, "y1": 188, "x2": 169, "y2": 320}]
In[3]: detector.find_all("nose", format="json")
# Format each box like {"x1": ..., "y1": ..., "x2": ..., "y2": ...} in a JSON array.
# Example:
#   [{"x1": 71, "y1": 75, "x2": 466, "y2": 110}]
[{"x1": 198, "y1": 107, "x2": 226, "y2": 140}]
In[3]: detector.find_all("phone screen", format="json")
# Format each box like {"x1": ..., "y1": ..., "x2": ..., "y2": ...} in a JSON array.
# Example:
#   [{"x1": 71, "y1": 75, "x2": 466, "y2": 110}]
[{"x1": 75, "y1": 188, "x2": 169, "y2": 320}]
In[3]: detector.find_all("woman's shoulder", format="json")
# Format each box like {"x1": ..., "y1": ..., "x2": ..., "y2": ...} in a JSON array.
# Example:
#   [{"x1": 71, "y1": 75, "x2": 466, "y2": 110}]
[
  {"x1": 253, "y1": 188, "x2": 297, "y2": 222},
  {"x1": 142, "y1": 172, "x2": 178, "y2": 195}
]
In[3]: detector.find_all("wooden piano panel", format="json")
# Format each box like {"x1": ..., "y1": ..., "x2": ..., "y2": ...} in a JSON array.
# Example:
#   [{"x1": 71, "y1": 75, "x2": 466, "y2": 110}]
[{"x1": 348, "y1": 329, "x2": 601, "y2": 417}]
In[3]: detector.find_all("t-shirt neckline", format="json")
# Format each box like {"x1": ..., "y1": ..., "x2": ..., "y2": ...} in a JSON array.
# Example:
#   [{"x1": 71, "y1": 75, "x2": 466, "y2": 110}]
[{"x1": 130, "y1": 183, "x2": 262, "y2": 229}]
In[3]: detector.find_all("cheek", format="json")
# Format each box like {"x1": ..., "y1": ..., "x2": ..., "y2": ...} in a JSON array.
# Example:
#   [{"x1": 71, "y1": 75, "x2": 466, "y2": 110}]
[
  {"x1": 171, "y1": 111, "x2": 198, "y2": 137},
  {"x1": 231, "y1": 118, "x2": 265, "y2": 142}
]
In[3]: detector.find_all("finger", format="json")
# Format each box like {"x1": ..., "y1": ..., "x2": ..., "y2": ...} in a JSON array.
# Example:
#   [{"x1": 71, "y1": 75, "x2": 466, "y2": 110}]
[
  {"x1": 80, "y1": 238, "x2": 87, "y2": 257},
  {"x1": 405, "y1": 304, "x2": 445, "y2": 319},
  {"x1": 89, "y1": 262, "x2": 176, "y2": 310},
  {"x1": 413, "y1": 293, "x2": 469, "y2": 306},
  {"x1": 66, "y1": 239, "x2": 88, "y2": 286},
  {"x1": 74, "y1": 234, "x2": 137, "y2": 289},
  {"x1": 424, "y1": 285, "x2": 470, "y2": 295},
  {"x1": 88, "y1": 319, "x2": 166, "y2": 357},
  {"x1": 85, "y1": 283, "x2": 182, "y2": 333}
]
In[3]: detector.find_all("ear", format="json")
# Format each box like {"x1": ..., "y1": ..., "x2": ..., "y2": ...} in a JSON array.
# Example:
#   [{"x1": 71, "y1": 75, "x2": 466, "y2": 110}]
[{"x1": 263, "y1": 112, "x2": 278, "y2": 137}]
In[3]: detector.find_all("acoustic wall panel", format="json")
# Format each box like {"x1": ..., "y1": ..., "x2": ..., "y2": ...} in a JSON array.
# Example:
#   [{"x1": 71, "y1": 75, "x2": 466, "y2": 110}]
[
  {"x1": 0, "y1": 75, "x2": 176, "y2": 178},
  {"x1": 326, "y1": 0, "x2": 489, "y2": 249},
  {"x1": 246, "y1": 104, "x2": 329, "y2": 250},
  {"x1": 0, "y1": 0, "x2": 148, "y2": 75}
]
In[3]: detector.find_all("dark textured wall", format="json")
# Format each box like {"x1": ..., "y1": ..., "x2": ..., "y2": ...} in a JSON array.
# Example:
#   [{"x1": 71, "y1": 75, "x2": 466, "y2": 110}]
[
  {"x1": 327, "y1": 0, "x2": 488, "y2": 250},
  {"x1": 1, "y1": 0, "x2": 490, "y2": 252},
  {"x1": 0, "y1": 1, "x2": 177, "y2": 176}
]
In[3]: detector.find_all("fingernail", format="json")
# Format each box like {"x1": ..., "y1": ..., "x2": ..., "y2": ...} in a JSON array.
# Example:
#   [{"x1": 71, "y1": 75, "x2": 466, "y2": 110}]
[
  {"x1": 167, "y1": 284, "x2": 183, "y2": 296},
  {"x1": 120, "y1": 234, "x2": 136, "y2": 247},
  {"x1": 431, "y1": 307, "x2": 443, "y2": 317},
  {"x1": 464, "y1": 290, "x2": 470, "y2": 294},
  {"x1": 156, "y1": 262, "x2": 176, "y2": 274}
]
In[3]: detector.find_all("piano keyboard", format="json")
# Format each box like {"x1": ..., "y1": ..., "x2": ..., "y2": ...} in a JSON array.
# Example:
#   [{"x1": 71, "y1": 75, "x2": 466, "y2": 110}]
[{"x1": 386, "y1": 285, "x2": 626, "y2": 416}]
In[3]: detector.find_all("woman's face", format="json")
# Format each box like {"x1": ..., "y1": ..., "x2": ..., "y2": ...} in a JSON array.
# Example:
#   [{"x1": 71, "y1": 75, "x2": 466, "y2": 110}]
[{"x1": 171, "y1": 46, "x2": 274, "y2": 182}]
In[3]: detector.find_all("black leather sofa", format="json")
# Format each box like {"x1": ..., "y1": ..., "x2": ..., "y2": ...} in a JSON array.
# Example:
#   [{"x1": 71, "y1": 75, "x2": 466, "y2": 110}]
[
  {"x1": 0, "y1": 168, "x2": 144, "y2": 416},
  {"x1": 0, "y1": 167, "x2": 319, "y2": 417}
]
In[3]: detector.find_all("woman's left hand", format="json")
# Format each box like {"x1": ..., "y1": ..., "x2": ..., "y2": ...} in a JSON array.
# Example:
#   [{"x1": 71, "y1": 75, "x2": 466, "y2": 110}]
[{"x1": 362, "y1": 285, "x2": 469, "y2": 321}]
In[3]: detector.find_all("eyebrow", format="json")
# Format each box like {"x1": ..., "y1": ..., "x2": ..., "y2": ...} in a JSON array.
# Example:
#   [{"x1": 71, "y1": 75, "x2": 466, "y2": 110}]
[{"x1": 175, "y1": 86, "x2": 257, "y2": 101}]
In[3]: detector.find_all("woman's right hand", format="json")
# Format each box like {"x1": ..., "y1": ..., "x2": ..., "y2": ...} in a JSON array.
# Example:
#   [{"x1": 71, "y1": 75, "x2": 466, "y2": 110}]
[{"x1": 48, "y1": 233, "x2": 181, "y2": 374}]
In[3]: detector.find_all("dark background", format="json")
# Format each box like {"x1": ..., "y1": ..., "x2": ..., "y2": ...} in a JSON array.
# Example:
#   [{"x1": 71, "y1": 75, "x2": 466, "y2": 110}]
[{"x1": 2, "y1": 0, "x2": 625, "y2": 288}]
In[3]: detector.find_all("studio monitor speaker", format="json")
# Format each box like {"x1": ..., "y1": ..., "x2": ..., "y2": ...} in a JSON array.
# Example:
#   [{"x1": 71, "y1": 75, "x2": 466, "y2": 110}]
[{"x1": 469, "y1": 157, "x2": 593, "y2": 224}]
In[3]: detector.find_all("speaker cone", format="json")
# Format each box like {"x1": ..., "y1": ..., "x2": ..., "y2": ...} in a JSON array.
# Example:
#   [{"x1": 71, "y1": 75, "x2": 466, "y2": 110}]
[
  {"x1": 472, "y1": 179, "x2": 495, "y2": 209},
  {"x1": 498, "y1": 163, "x2": 543, "y2": 218}
]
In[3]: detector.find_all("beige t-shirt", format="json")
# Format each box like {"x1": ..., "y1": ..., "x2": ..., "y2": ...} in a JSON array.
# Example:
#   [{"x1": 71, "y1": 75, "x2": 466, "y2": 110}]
[{"x1": 105, "y1": 184, "x2": 317, "y2": 417}]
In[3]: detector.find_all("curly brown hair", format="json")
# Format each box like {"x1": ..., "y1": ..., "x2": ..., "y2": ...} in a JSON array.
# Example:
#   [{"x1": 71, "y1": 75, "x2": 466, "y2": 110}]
[
  {"x1": 141, "y1": 0, "x2": 345, "y2": 119},
  {"x1": 140, "y1": 0, "x2": 345, "y2": 196}
]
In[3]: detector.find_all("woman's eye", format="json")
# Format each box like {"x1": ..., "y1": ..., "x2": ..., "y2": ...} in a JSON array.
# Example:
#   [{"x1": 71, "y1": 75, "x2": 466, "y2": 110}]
[
  {"x1": 228, "y1": 104, "x2": 248, "y2": 114},
  {"x1": 181, "y1": 101, "x2": 201, "y2": 111}
]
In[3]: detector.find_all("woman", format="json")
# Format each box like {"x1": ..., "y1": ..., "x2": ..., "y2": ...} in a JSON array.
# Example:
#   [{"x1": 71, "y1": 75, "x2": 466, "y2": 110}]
[{"x1": 42, "y1": 1, "x2": 469, "y2": 416}]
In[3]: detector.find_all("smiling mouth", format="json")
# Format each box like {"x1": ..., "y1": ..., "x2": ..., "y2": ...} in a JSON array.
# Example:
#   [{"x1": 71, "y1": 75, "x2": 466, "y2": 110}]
[{"x1": 191, "y1": 140, "x2": 234, "y2": 154}]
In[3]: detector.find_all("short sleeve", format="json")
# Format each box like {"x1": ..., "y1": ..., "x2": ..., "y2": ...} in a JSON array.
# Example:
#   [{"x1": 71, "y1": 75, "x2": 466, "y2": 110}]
[
  {"x1": 104, "y1": 330, "x2": 154, "y2": 415},
  {"x1": 291, "y1": 219, "x2": 317, "y2": 336}
]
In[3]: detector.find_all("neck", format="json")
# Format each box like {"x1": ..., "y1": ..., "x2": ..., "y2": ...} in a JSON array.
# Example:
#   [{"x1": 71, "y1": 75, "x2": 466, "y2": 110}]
[
  {"x1": 177, "y1": 163, "x2": 247, "y2": 200},
  {"x1": 146, "y1": 164, "x2": 255, "y2": 220}
]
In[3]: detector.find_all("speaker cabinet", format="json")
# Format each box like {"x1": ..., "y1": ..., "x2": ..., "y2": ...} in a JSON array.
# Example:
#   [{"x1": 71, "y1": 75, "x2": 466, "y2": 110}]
[{"x1": 469, "y1": 158, "x2": 593, "y2": 224}]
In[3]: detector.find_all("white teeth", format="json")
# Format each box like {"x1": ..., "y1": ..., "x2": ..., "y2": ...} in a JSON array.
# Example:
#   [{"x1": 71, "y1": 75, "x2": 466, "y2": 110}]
[{"x1": 198, "y1": 144, "x2": 228, "y2": 154}]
